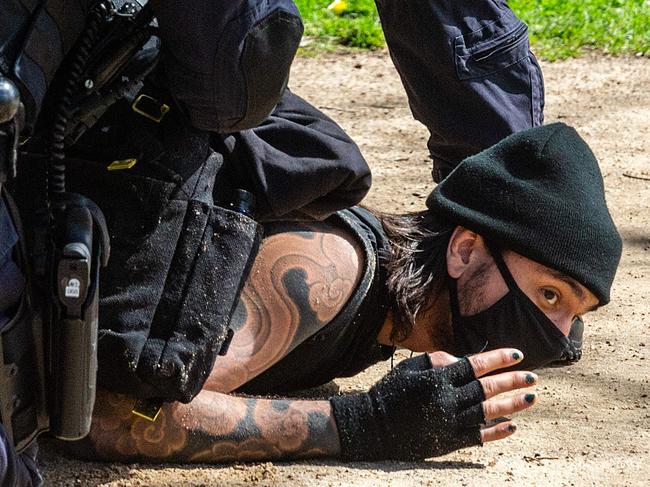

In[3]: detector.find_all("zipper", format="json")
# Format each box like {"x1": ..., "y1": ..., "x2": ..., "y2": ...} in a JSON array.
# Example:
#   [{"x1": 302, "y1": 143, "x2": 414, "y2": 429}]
[{"x1": 472, "y1": 22, "x2": 528, "y2": 62}]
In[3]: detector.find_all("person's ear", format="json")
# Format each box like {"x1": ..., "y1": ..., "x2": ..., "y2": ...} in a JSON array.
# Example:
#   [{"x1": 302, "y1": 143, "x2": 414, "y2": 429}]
[{"x1": 446, "y1": 227, "x2": 487, "y2": 279}]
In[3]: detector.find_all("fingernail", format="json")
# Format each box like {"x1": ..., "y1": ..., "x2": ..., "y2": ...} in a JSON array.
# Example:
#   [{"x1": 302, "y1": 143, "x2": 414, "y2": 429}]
[
  {"x1": 512, "y1": 352, "x2": 521, "y2": 361},
  {"x1": 525, "y1": 374, "x2": 537, "y2": 385},
  {"x1": 507, "y1": 424, "x2": 517, "y2": 433},
  {"x1": 524, "y1": 393, "x2": 536, "y2": 403}
]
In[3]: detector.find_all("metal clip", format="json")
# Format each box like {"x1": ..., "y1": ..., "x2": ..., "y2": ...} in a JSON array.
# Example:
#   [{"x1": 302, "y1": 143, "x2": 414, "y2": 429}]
[
  {"x1": 0, "y1": 118, "x2": 19, "y2": 180},
  {"x1": 132, "y1": 398, "x2": 164, "y2": 422},
  {"x1": 0, "y1": 76, "x2": 21, "y2": 180},
  {"x1": 131, "y1": 94, "x2": 170, "y2": 123}
]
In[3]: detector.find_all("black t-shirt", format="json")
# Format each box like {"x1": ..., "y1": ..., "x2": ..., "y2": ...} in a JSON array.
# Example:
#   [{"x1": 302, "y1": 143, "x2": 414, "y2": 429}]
[{"x1": 238, "y1": 207, "x2": 394, "y2": 395}]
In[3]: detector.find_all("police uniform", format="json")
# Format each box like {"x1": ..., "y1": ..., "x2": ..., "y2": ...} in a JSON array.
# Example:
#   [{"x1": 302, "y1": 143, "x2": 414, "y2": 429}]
[
  {"x1": 5, "y1": 0, "x2": 373, "y2": 409},
  {"x1": 375, "y1": 0, "x2": 544, "y2": 181},
  {"x1": 0, "y1": 198, "x2": 41, "y2": 486}
]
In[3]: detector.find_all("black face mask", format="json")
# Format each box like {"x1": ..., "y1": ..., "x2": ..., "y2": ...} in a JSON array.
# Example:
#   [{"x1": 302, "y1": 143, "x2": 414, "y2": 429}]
[{"x1": 449, "y1": 247, "x2": 570, "y2": 371}]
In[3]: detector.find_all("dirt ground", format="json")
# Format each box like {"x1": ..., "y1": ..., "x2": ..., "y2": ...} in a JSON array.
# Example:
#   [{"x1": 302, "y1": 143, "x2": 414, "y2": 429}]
[{"x1": 40, "y1": 51, "x2": 650, "y2": 486}]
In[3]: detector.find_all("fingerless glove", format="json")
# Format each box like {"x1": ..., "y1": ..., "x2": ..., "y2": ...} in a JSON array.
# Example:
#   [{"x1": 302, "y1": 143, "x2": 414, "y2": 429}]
[{"x1": 330, "y1": 354, "x2": 485, "y2": 461}]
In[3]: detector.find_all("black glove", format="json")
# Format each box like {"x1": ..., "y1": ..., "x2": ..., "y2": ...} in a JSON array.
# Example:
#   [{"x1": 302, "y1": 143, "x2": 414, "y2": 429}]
[{"x1": 330, "y1": 354, "x2": 485, "y2": 461}]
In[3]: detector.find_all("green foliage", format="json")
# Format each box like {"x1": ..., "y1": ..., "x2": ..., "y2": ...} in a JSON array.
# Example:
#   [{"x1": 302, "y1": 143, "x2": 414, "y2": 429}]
[
  {"x1": 510, "y1": 0, "x2": 650, "y2": 59},
  {"x1": 296, "y1": 0, "x2": 384, "y2": 49},
  {"x1": 295, "y1": 0, "x2": 650, "y2": 59}
]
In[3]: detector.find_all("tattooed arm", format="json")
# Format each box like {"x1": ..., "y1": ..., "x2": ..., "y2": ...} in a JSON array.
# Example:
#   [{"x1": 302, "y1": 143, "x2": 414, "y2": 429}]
[
  {"x1": 204, "y1": 220, "x2": 364, "y2": 393},
  {"x1": 74, "y1": 220, "x2": 363, "y2": 463},
  {"x1": 81, "y1": 388, "x2": 341, "y2": 463}
]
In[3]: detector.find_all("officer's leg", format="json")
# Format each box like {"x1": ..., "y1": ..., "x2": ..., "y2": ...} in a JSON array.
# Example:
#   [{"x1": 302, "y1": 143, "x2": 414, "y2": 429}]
[
  {"x1": 0, "y1": 426, "x2": 41, "y2": 486},
  {"x1": 0, "y1": 201, "x2": 41, "y2": 486},
  {"x1": 375, "y1": 0, "x2": 544, "y2": 181},
  {"x1": 218, "y1": 89, "x2": 372, "y2": 220}
]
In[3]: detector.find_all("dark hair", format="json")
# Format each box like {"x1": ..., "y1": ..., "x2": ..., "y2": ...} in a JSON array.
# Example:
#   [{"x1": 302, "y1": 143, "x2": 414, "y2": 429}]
[{"x1": 375, "y1": 210, "x2": 454, "y2": 342}]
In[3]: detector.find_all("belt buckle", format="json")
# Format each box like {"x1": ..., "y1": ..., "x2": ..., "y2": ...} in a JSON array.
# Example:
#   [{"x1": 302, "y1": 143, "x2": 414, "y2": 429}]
[{"x1": 131, "y1": 94, "x2": 170, "y2": 123}]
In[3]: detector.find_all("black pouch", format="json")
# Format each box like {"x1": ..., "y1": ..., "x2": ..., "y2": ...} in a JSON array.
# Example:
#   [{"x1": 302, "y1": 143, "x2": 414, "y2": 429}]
[
  {"x1": 11, "y1": 151, "x2": 261, "y2": 403},
  {"x1": 76, "y1": 152, "x2": 261, "y2": 403}
]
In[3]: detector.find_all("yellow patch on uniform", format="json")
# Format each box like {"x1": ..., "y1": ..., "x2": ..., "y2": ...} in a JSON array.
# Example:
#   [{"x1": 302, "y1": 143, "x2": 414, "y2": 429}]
[{"x1": 107, "y1": 158, "x2": 138, "y2": 171}]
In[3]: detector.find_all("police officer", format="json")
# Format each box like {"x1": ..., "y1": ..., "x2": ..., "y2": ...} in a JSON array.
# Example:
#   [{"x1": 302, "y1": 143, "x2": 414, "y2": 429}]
[
  {"x1": 0, "y1": 0, "x2": 564, "y2": 484},
  {"x1": 0, "y1": 79, "x2": 42, "y2": 487},
  {"x1": 1, "y1": 1, "x2": 371, "y2": 484}
]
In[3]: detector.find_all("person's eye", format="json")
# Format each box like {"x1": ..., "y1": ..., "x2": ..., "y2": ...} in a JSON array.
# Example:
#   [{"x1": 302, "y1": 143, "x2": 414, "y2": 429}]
[{"x1": 542, "y1": 288, "x2": 559, "y2": 306}]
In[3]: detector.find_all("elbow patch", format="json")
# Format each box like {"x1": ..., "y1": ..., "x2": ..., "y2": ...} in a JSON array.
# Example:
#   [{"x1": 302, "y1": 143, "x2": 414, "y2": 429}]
[
  {"x1": 158, "y1": 1, "x2": 304, "y2": 133},
  {"x1": 237, "y1": 9, "x2": 303, "y2": 132}
]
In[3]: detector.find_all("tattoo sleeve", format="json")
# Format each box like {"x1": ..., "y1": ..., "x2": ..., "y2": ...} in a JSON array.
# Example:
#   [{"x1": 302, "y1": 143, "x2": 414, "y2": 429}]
[
  {"x1": 83, "y1": 388, "x2": 341, "y2": 463},
  {"x1": 204, "y1": 222, "x2": 363, "y2": 393}
]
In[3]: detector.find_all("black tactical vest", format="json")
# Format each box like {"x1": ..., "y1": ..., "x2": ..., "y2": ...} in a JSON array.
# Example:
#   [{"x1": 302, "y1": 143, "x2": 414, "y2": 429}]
[{"x1": 11, "y1": 116, "x2": 261, "y2": 404}]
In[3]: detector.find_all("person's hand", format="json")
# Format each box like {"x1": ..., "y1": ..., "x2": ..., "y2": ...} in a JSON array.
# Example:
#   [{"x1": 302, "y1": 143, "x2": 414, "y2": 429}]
[
  {"x1": 330, "y1": 348, "x2": 538, "y2": 461},
  {"x1": 425, "y1": 349, "x2": 538, "y2": 444}
]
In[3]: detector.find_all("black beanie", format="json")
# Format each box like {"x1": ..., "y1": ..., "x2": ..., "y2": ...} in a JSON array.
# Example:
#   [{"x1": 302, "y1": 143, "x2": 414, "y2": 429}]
[{"x1": 427, "y1": 123, "x2": 622, "y2": 304}]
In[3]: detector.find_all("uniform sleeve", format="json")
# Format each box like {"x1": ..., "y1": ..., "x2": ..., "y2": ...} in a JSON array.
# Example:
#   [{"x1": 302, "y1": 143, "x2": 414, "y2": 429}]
[
  {"x1": 374, "y1": 0, "x2": 545, "y2": 181},
  {"x1": 220, "y1": 89, "x2": 372, "y2": 220},
  {"x1": 0, "y1": 426, "x2": 42, "y2": 487}
]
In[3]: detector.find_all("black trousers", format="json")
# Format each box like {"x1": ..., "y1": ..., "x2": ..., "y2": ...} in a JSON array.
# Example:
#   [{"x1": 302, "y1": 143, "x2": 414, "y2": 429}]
[
  {"x1": 217, "y1": 89, "x2": 372, "y2": 221},
  {"x1": 376, "y1": 0, "x2": 545, "y2": 181}
]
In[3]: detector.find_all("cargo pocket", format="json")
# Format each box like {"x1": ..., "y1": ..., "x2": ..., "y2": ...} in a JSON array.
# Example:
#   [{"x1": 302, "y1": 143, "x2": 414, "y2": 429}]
[
  {"x1": 454, "y1": 14, "x2": 530, "y2": 81},
  {"x1": 69, "y1": 160, "x2": 189, "y2": 397},
  {"x1": 87, "y1": 151, "x2": 262, "y2": 402}
]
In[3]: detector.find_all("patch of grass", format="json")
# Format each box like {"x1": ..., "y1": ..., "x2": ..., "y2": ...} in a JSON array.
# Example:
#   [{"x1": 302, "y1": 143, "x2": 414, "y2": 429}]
[
  {"x1": 295, "y1": 0, "x2": 650, "y2": 59},
  {"x1": 511, "y1": 0, "x2": 650, "y2": 59},
  {"x1": 296, "y1": 0, "x2": 384, "y2": 49}
]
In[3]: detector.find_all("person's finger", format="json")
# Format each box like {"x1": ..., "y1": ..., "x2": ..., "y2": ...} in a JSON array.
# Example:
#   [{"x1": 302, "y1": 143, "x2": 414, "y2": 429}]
[
  {"x1": 480, "y1": 421, "x2": 517, "y2": 443},
  {"x1": 482, "y1": 392, "x2": 538, "y2": 421},
  {"x1": 479, "y1": 371, "x2": 538, "y2": 400},
  {"x1": 393, "y1": 353, "x2": 433, "y2": 373},
  {"x1": 456, "y1": 402, "x2": 485, "y2": 426},
  {"x1": 468, "y1": 348, "x2": 524, "y2": 378},
  {"x1": 427, "y1": 351, "x2": 458, "y2": 368}
]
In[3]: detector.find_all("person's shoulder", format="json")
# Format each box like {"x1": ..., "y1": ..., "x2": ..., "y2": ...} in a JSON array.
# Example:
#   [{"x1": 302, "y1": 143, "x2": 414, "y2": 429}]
[{"x1": 254, "y1": 219, "x2": 365, "y2": 324}]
